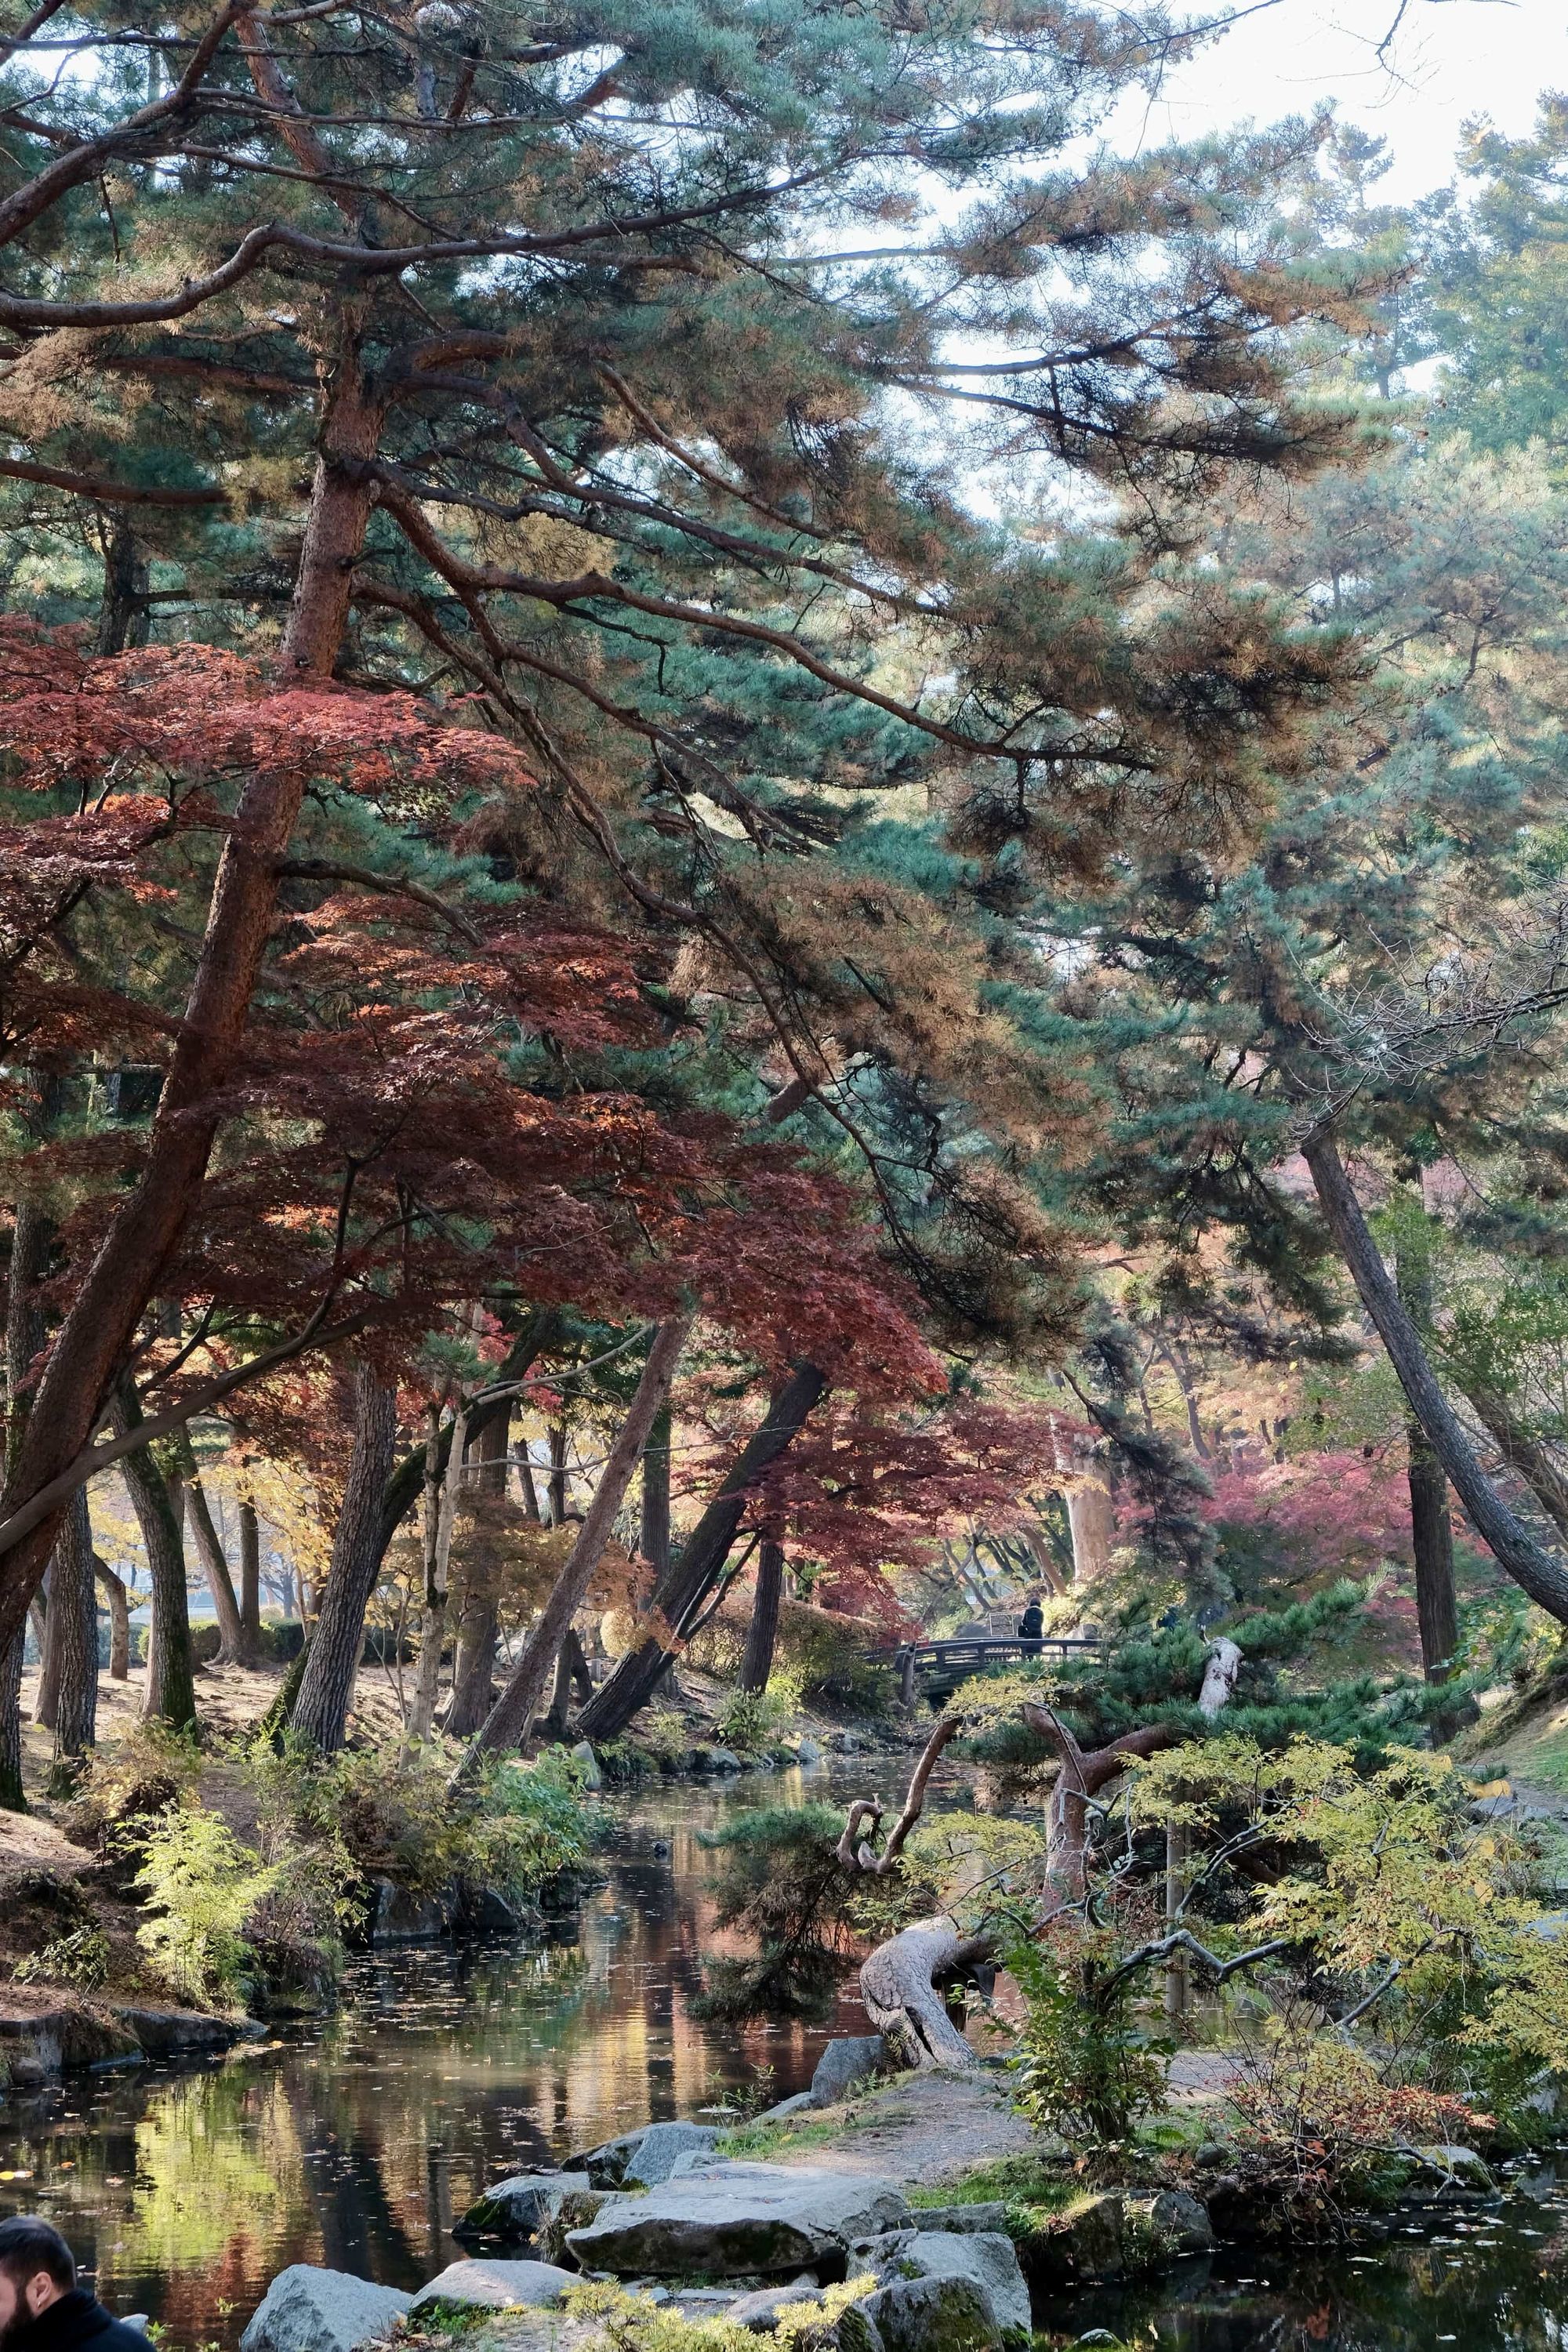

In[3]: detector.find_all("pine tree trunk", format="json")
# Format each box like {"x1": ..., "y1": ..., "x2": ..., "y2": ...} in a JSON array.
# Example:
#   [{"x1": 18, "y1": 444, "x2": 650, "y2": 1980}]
[
  {"x1": 96, "y1": 516, "x2": 150, "y2": 655},
  {"x1": 1305, "y1": 1127, "x2": 1568, "y2": 1624},
  {"x1": 0, "y1": 1630, "x2": 23, "y2": 1813},
  {"x1": 547, "y1": 1423, "x2": 568, "y2": 1525},
  {"x1": 0, "y1": 320, "x2": 387, "y2": 1657},
  {"x1": 49, "y1": 1486, "x2": 96, "y2": 1786},
  {"x1": 94, "y1": 1555, "x2": 130, "y2": 1680},
  {"x1": 112, "y1": 1386, "x2": 197, "y2": 1731},
  {"x1": 641, "y1": 1401, "x2": 671, "y2": 1577},
  {"x1": 32, "y1": 1562, "x2": 60, "y2": 1729},
  {"x1": 174, "y1": 1432, "x2": 245, "y2": 1663},
  {"x1": 576, "y1": 1363, "x2": 828, "y2": 1746},
  {"x1": 408, "y1": 1402, "x2": 466, "y2": 1744},
  {"x1": 460, "y1": 1320, "x2": 688, "y2": 1768},
  {"x1": 446, "y1": 1410, "x2": 509, "y2": 1737},
  {"x1": 1395, "y1": 1237, "x2": 1459, "y2": 1682},
  {"x1": 543, "y1": 1628, "x2": 593, "y2": 1738},
  {"x1": 1066, "y1": 1475, "x2": 1113, "y2": 1584},
  {"x1": 290, "y1": 1361, "x2": 398, "y2": 1753},
  {"x1": 740, "y1": 1539, "x2": 784, "y2": 1693},
  {"x1": 238, "y1": 1497, "x2": 262, "y2": 1657}
]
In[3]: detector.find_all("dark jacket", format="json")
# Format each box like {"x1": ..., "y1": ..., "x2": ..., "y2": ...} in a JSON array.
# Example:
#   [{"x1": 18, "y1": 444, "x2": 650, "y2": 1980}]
[
  {"x1": 1017, "y1": 1603, "x2": 1044, "y2": 1641},
  {"x1": 8, "y1": 2289, "x2": 149, "y2": 2352}
]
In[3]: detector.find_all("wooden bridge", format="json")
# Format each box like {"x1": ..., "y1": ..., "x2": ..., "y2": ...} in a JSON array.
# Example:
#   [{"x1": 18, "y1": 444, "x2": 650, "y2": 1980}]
[{"x1": 876, "y1": 1633, "x2": 1102, "y2": 1703}]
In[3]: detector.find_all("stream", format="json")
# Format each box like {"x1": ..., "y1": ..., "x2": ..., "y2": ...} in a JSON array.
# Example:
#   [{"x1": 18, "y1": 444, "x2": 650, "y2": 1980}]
[{"x1": 2, "y1": 1765, "x2": 1568, "y2": 2350}]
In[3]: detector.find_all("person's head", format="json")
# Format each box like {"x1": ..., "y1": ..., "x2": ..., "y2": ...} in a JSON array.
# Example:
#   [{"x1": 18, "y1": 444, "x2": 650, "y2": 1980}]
[{"x1": 0, "y1": 2219, "x2": 76, "y2": 2342}]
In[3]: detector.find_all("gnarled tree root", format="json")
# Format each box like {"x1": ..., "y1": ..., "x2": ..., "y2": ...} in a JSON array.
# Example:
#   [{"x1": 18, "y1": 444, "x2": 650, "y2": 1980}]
[{"x1": 859, "y1": 1914, "x2": 995, "y2": 2072}]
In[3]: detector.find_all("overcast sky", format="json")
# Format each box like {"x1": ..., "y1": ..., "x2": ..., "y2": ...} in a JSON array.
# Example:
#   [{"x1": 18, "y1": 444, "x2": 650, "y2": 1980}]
[{"x1": 1123, "y1": 0, "x2": 1568, "y2": 201}]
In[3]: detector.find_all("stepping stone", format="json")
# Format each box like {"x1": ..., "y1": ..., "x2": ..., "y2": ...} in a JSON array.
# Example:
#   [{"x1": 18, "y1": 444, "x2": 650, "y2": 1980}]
[
  {"x1": 408, "y1": 2260, "x2": 577, "y2": 2316},
  {"x1": 239, "y1": 2267, "x2": 412, "y2": 2352},
  {"x1": 565, "y1": 2159, "x2": 910, "y2": 2279}
]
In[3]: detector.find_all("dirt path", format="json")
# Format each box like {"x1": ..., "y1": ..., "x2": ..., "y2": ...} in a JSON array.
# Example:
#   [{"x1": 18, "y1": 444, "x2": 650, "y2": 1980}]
[{"x1": 760, "y1": 2072, "x2": 1033, "y2": 2187}]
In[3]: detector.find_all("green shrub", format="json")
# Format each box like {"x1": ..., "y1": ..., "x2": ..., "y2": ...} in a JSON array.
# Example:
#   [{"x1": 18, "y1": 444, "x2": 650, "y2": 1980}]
[
  {"x1": 711, "y1": 1687, "x2": 791, "y2": 1755},
  {"x1": 133, "y1": 1802, "x2": 289, "y2": 2007},
  {"x1": 690, "y1": 1804, "x2": 918, "y2": 2023},
  {"x1": 13, "y1": 1926, "x2": 110, "y2": 1991},
  {"x1": 1007, "y1": 1935, "x2": 1170, "y2": 2146}
]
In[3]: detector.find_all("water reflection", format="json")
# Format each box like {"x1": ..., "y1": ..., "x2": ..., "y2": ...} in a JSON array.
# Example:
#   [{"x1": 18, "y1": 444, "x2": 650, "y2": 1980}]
[
  {"x1": 1034, "y1": 2162, "x2": 1568, "y2": 2350},
  {"x1": 0, "y1": 1771, "x2": 866, "y2": 2347}
]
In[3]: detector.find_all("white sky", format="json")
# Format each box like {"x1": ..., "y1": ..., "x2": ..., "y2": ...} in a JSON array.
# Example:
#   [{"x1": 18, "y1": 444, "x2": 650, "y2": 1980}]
[{"x1": 1127, "y1": 0, "x2": 1568, "y2": 200}]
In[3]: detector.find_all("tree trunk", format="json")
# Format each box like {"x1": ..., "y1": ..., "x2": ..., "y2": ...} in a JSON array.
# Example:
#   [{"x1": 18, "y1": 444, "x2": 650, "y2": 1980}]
[
  {"x1": 1395, "y1": 1236, "x2": 1459, "y2": 1682},
  {"x1": 740, "y1": 1538, "x2": 785, "y2": 1693},
  {"x1": 374, "y1": 1309, "x2": 557, "y2": 1559},
  {"x1": 290, "y1": 1361, "x2": 399, "y2": 1753},
  {"x1": 542, "y1": 1627, "x2": 593, "y2": 1739},
  {"x1": 446, "y1": 1409, "x2": 510, "y2": 1737},
  {"x1": 174, "y1": 1431, "x2": 245, "y2": 1664},
  {"x1": 112, "y1": 1385, "x2": 197, "y2": 1730},
  {"x1": 859, "y1": 1917, "x2": 993, "y2": 2072},
  {"x1": 0, "y1": 1630, "x2": 22, "y2": 1812},
  {"x1": 1163, "y1": 1817, "x2": 1189, "y2": 2025},
  {"x1": 547, "y1": 1422, "x2": 568, "y2": 1524},
  {"x1": 408, "y1": 1400, "x2": 466, "y2": 1744},
  {"x1": 1022, "y1": 1704, "x2": 1181, "y2": 1907},
  {"x1": 32, "y1": 1563, "x2": 60, "y2": 1730},
  {"x1": 238, "y1": 1495, "x2": 262, "y2": 1660},
  {"x1": 48, "y1": 1485, "x2": 96, "y2": 1786},
  {"x1": 575, "y1": 1360, "x2": 826, "y2": 1748},
  {"x1": 461, "y1": 1319, "x2": 688, "y2": 1768},
  {"x1": 1461, "y1": 1380, "x2": 1568, "y2": 1541},
  {"x1": 96, "y1": 515, "x2": 149, "y2": 655},
  {"x1": 641, "y1": 1400, "x2": 671, "y2": 1577},
  {"x1": 94, "y1": 1555, "x2": 130, "y2": 1680},
  {"x1": 1304, "y1": 1126, "x2": 1568, "y2": 1624},
  {"x1": 1066, "y1": 1475, "x2": 1113, "y2": 1585},
  {"x1": 0, "y1": 321, "x2": 387, "y2": 1657}
]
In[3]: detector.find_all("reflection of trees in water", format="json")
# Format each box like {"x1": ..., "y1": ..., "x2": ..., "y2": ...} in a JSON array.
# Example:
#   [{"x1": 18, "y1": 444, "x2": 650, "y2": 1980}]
[{"x1": 0, "y1": 1780, "x2": 862, "y2": 2348}]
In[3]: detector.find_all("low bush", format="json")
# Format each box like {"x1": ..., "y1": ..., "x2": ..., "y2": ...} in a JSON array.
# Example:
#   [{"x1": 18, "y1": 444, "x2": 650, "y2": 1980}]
[
  {"x1": 711, "y1": 1686, "x2": 792, "y2": 1755},
  {"x1": 691, "y1": 1804, "x2": 918, "y2": 2023},
  {"x1": 132, "y1": 1798, "x2": 351, "y2": 2009},
  {"x1": 13, "y1": 1925, "x2": 111, "y2": 1991}
]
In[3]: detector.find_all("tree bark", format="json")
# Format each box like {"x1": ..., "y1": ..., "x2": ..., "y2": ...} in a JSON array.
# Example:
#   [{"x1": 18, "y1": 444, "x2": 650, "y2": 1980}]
[
  {"x1": 96, "y1": 515, "x2": 150, "y2": 655},
  {"x1": 859, "y1": 1917, "x2": 993, "y2": 2073},
  {"x1": 1461, "y1": 1380, "x2": 1568, "y2": 1542},
  {"x1": 408, "y1": 1399, "x2": 466, "y2": 1744},
  {"x1": 238, "y1": 1494, "x2": 262, "y2": 1660},
  {"x1": 575, "y1": 1359, "x2": 827, "y2": 1746},
  {"x1": 1395, "y1": 1238, "x2": 1459, "y2": 1682},
  {"x1": 1022, "y1": 1704, "x2": 1181, "y2": 1907},
  {"x1": 174, "y1": 1430, "x2": 245, "y2": 1663},
  {"x1": 1304, "y1": 1126, "x2": 1568, "y2": 1624},
  {"x1": 547, "y1": 1422, "x2": 568, "y2": 1525},
  {"x1": 1066, "y1": 1475, "x2": 1113, "y2": 1585},
  {"x1": 740, "y1": 1538, "x2": 785, "y2": 1694},
  {"x1": 461, "y1": 1318, "x2": 688, "y2": 1767},
  {"x1": 48, "y1": 1485, "x2": 96, "y2": 1784},
  {"x1": 0, "y1": 1630, "x2": 22, "y2": 1813},
  {"x1": 446, "y1": 1408, "x2": 509, "y2": 1737},
  {"x1": 290, "y1": 1359, "x2": 399, "y2": 1752},
  {"x1": 641, "y1": 1399, "x2": 671, "y2": 1577},
  {"x1": 542, "y1": 1627, "x2": 593, "y2": 1739},
  {"x1": 112, "y1": 1385, "x2": 197, "y2": 1730},
  {"x1": 94, "y1": 1555, "x2": 130, "y2": 1680},
  {"x1": 0, "y1": 320, "x2": 387, "y2": 1656},
  {"x1": 32, "y1": 1563, "x2": 60, "y2": 1730}
]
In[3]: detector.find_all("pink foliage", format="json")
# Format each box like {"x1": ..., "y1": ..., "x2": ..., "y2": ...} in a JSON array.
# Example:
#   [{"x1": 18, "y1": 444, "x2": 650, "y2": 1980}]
[{"x1": 1202, "y1": 1449, "x2": 1414, "y2": 1571}]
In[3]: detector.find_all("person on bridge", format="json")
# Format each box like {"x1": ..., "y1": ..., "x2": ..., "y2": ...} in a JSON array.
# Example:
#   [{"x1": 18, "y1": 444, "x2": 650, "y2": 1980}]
[{"x1": 1018, "y1": 1594, "x2": 1044, "y2": 1655}]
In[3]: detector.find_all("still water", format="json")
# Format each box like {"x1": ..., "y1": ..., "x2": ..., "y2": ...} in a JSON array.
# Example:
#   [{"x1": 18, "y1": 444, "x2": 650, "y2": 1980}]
[
  {"x1": 0, "y1": 1769, "x2": 868, "y2": 2346},
  {"x1": 5, "y1": 1768, "x2": 1568, "y2": 2350}
]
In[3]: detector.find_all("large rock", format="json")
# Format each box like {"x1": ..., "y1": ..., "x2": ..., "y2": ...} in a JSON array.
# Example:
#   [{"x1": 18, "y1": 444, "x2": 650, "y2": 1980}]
[
  {"x1": 455, "y1": 2172, "x2": 599, "y2": 2244},
  {"x1": 623, "y1": 2122, "x2": 721, "y2": 2187},
  {"x1": 0, "y1": 2007, "x2": 142, "y2": 2081},
  {"x1": 866, "y1": 2231, "x2": 1029, "y2": 2343},
  {"x1": 570, "y1": 1742, "x2": 602, "y2": 1792},
  {"x1": 858, "y1": 2274, "x2": 1000, "y2": 2352},
  {"x1": 111, "y1": 2005, "x2": 238, "y2": 2058},
  {"x1": 1026, "y1": 2190, "x2": 1126, "y2": 2284},
  {"x1": 811, "y1": 2036, "x2": 886, "y2": 2106},
  {"x1": 564, "y1": 2160, "x2": 911, "y2": 2279},
  {"x1": 239, "y1": 2266, "x2": 412, "y2": 2352},
  {"x1": 753, "y1": 2093, "x2": 818, "y2": 2126},
  {"x1": 1124, "y1": 2189, "x2": 1214, "y2": 2259},
  {"x1": 408, "y1": 2260, "x2": 576, "y2": 2316},
  {"x1": 369, "y1": 1881, "x2": 456, "y2": 1943},
  {"x1": 568, "y1": 2129, "x2": 647, "y2": 2188}
]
